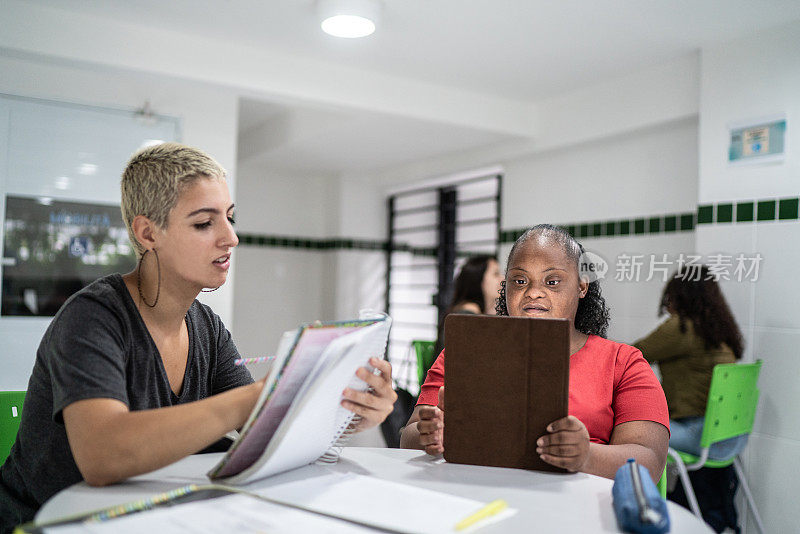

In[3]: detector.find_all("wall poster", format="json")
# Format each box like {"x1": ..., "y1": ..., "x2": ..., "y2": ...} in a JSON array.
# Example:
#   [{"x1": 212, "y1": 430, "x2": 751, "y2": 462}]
[
  {"x1": 1, "y1": 195, "x2": 136, "y2": 316},
  {"x1": 728, "y1": 116, "x2": 786, "y2": 165}
]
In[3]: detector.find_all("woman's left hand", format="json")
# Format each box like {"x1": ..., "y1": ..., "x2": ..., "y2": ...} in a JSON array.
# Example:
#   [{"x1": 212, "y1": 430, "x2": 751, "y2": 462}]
[
  {"x1": 341, "y1": 358, "x2": 397, "y2": 431},
  {"x1": 536, "y1": 415, "x2": 591, "y2": 472}
]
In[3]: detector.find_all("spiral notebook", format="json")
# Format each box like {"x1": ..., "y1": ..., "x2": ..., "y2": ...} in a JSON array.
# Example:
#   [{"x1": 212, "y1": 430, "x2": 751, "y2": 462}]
[{"x1": 207, "y1": 314, "x2": 392, "y2": 484}]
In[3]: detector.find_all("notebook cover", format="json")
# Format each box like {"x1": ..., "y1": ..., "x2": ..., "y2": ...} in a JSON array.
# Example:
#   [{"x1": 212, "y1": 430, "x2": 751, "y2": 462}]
[{"x1": 442, "y1": 315, "x2": 570, "y2": 473}]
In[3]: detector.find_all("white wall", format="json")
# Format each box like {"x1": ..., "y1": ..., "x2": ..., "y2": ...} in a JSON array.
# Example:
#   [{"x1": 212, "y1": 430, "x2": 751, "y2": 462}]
[
  {"x1": 502, "y1": 117, "x2": 698, "y2": 227},
  {"x1": 330, "y1": 175, "x2": 388, "y2": 321},
  {"x1": 230, "y1": 161, "x2": 338, "y2": 361},
  {"x1": 354, "y1": 104, "x2": 700, "y2": 348},
  {"x1": 696, "y1": 22, "x2": 800, "y2": 534},
  {"x1": 334, "y1": 56, "x2": 703, "y2": 347},
  {"x1": 0, "y1": 54, "x2": 239, "y2": 389},
  {"x1": 501, "y1": 118, "x2": 699, "y2": 342}
]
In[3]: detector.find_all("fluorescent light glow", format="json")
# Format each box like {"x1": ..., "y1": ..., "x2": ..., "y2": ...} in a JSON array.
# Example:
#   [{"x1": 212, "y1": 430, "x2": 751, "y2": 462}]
[
  {"x1": 321, "y1": 14, "x2": 375, "y2": 38},
  {"x1": 78, "y1": 163, "x2": 98, "y2": 175},
  {"x1": 54, "y1": 176, "x2": 70, "y2": 190},
  {"x1": 318, "y1": 0, "x2": 380, "y2": 38}
]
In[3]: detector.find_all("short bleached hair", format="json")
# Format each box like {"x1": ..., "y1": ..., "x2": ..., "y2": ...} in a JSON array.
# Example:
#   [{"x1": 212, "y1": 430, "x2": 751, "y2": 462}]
[{"x1": 120, "y1": 142, "x2": 227, "y2": 255}]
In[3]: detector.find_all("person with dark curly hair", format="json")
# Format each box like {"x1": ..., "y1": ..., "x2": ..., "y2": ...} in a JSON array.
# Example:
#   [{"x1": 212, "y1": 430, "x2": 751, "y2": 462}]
[
  {"x1": 401, "y1": 224, "x2": 669, "y2": 482},
  {"x1": 633, "y1": 266, "x2": 746, "y2": 460}
]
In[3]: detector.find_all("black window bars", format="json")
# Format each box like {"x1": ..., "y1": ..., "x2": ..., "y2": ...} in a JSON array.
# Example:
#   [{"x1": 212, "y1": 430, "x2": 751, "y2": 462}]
[{"x1": 385, "y1": 173, "x2": 502, "y2": 393}]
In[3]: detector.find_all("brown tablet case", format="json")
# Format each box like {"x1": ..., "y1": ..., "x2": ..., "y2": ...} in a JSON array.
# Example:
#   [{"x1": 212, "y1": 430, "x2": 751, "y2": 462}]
[{"x1": 442, "y1": 315, "x2": 570, "y2": 473}]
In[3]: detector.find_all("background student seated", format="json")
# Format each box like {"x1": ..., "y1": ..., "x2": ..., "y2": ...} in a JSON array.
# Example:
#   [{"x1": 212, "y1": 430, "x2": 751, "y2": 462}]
[
  {"x1": 0, "y1": 143, "x2": 396, "y2": 533},
  {"x1": 401, "y1": 224, "x2": 669, "y2": 482},
  {"x1": 633, "y1": 265, "x2": 747, "y2": 459},
  {"x1": 434, "y1": 254, "x2": 504, "y2": 355}
]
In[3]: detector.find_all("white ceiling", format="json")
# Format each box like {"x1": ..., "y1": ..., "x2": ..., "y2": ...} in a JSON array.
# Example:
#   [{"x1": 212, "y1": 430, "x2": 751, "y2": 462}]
[
  {"x1": 17, "y1": 0, "x2": 800, "y2": 174},
  {"x1": 27, "y1": 0, "x2": 800, "y2": 101},
  {"x1": 237, "y1": 98, "x2": 516, "y2": 174}
]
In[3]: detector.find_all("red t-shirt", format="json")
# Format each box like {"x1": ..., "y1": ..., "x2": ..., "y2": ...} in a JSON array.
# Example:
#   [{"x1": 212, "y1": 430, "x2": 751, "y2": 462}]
[{"x1": 417, "y1": 334, "x2": 669, "y2": 444}]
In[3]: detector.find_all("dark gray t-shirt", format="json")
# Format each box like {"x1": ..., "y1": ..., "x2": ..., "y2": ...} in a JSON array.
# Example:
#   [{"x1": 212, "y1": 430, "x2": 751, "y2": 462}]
[{"x1": 0, "y1": 274, "x2": 252, "y2": 531}]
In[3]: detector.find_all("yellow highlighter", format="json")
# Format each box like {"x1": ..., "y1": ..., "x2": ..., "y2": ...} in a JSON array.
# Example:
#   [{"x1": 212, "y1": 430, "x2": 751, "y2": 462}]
[{"x1": 454, "y1": 499, "x2": 508, "y2": 531}]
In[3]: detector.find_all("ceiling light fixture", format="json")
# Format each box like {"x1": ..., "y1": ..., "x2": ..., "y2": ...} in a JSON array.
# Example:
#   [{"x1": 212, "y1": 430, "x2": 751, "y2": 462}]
[{"x1": 318, "y1": 0, "x2": 381, "y2": 39}]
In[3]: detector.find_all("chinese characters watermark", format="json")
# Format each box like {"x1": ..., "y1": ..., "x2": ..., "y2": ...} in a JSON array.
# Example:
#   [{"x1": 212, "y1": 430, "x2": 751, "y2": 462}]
[{"x1": 611, "y1": 253, "x2": 762, "y2": 282}]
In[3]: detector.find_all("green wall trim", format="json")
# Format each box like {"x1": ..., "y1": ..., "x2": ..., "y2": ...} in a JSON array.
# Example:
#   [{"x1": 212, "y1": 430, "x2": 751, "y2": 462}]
[
  {"x1": 696, "y1": 196, "x2": 800, "y2": 225},
  {"x1": 238, "y1": 196, "x2": 799, "y2": 251},
  {"x1": 499, "y1": 195, "x2": 800, "y2": 244},
  {"x1": 237, "y1": 233, "x2": 387, "y2": 251},
  {"x1": 501, "y1": 211, "x2": 696, "y2": 243}
]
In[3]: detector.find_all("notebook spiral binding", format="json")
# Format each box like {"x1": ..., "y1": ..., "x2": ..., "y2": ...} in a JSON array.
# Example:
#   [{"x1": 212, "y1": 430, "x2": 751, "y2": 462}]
[
  {"x1": 318, "y1": 310, "x2": 389, "y2": 465},
  {"x1": 318, "y1": 414, "x2": 362, "y2": 463}
]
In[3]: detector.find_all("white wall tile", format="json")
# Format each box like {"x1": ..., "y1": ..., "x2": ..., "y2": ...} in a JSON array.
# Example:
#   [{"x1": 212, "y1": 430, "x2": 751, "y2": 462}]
[
  {"x1": 235, "y1": 161, "x2": 333, "y2": 238},
  {"x1": 231, "y1": 247, "x2": 330, "y2": 362},
  {"x1": 738, "y1": 433, "x2": 800, "y2": 534},
  {"x1": 332, "y1": 250, "x2": 387, "y2": 321},
  {"x1": 750, "y1": 328, "x2": 800, "y2": 442},
  {"x1": 695, "y1": 224, "x2": 758, "y2": 352},
  {"x1": 752, "y1": 221, "x2": 800, "y2": 330},
  {"x1": 337, "y1": 176, "x2": 387, "y2": 240}
]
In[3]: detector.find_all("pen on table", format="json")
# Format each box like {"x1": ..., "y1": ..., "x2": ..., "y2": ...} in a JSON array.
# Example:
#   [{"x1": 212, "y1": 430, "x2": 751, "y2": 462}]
[
  {"x1": 454, "y1": 499, "x2": 508, "y2": 531},
  {"x1": 234, "y1": 356, "x2": 275, "y2": 366}
]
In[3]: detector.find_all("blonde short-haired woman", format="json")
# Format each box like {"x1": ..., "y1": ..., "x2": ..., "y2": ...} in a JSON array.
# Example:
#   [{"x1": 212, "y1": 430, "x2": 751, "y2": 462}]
[{"x1": 0, "y1": 143, "x2": 396, "y2": 532}]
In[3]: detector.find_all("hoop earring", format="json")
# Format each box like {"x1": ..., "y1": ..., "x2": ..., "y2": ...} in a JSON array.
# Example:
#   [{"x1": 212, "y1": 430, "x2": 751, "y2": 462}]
[
  {"x1": 201, "y1": 286, "x2": 220, "y2": 293},
  {"x1": 137, "y1": 248, "x2": 161, "y2": 308}
]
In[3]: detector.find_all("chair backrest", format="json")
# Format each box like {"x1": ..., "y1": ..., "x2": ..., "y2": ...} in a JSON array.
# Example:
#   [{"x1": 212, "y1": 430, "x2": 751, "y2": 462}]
[
  {"x1": 412, "y1": 340, "x2": 437, "y2": 387},
  {"x1": 699, "y1": 361, "x2": 761, "y2": 449},
  {"x1": 0, "y1": 391, "x2": 26, "y2": 465}
]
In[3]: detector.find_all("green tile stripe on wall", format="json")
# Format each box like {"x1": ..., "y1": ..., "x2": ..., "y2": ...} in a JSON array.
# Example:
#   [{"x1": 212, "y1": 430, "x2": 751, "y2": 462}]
[
  {"x1": 237, "y1": 233, "x2": 387, "y2": 251},
  {"x1": 240, "y1": 196, "x2": 800, "y2": 250},
  {"x1": 499, "y1": 211, "x2": 696, "y2": 243},
  {"x1": 716, "y1": 203, "x2": 733, "y2": 223},
  {"x1": 779, "y1": 197, "x2": 799, "y2": 220},
  {"x1": 736, "y1": 201, "x2": 754, "y2": 222},
  {"x1": 757, "y1": 200, "x2": 776, "y2": 221},
  {"x1": 697, "y1": 196, "x2": 800, "y2": 224}
]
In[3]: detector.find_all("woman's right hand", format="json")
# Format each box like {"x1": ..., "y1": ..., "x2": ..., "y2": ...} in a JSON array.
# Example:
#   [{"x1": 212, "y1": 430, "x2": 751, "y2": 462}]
[{"x1": 418, "y1": 386, "x2": 445, "y2": 455}]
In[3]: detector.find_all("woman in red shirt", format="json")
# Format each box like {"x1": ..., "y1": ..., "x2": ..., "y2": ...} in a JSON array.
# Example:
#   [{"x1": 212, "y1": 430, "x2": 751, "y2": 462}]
[{"x1": 400, "y1": 224, "x2": 669, "y2": 482}]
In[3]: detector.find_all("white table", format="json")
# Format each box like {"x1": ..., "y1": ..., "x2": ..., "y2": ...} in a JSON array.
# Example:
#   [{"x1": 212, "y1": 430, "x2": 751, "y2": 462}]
[{"x1": 38, "y1": 447, "x2": 711, "y2": 533}]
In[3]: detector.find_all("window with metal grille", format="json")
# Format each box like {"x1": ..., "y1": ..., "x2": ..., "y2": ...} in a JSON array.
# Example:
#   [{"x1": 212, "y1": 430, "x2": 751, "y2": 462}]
[{"x1": 385, "y1": 173, "x2": 501, "y2": 395}]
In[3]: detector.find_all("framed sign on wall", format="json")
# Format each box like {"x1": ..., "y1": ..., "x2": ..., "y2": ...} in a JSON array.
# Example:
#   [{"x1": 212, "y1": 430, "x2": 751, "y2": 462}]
[{"x1": 728, "y1": 115, "x2": 786, "y2": 165}]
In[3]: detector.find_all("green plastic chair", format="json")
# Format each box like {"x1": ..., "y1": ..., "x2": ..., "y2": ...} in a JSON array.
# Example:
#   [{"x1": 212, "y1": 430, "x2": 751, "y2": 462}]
[
  {"x1": 666, "y1": 361, "x2": 764, "y2": 534},
  {"x1": 657, "y1": 467, "x2": 667, "y2": 499},
  {"x1": 0, "y1": 391, "x2": 26, "y2": 465},
  {"x1": 411, "y1": 340, "x2": 437, "y2": 387}
]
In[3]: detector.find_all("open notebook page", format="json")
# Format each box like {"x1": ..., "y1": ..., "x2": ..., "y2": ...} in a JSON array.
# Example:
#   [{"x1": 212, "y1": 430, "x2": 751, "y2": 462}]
[
  {"x1": 210, "y1": 323, "x2": 368, "y2": 479},
  {"x1": 217, "y1": 321, "x2": 389, "y2": 483}
]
